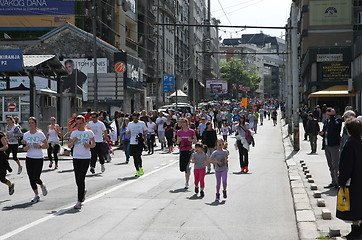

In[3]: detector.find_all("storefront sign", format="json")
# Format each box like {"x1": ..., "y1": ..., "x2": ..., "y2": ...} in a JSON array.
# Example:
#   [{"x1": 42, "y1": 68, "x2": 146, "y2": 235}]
[
  {"x1": 317, "y1": 54, "x2": 343, "y2": 62},
  {"x1": 320, "y1": 62, "x2": 351, "y2": 81},
  {"x1": 0, "y1": 49, "x2": 23, "y2": 71}
]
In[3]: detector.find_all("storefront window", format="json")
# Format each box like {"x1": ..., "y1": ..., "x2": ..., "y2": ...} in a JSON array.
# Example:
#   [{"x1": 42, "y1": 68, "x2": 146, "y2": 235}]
[{"x1": 21, "y1": 104, "x2": 30, "y2": 122}]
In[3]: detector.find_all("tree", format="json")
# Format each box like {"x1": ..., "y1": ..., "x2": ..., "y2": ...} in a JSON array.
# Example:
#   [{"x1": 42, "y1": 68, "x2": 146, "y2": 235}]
[{"x1": 220, "y1": 58, "x2": 261, "y2": 98}]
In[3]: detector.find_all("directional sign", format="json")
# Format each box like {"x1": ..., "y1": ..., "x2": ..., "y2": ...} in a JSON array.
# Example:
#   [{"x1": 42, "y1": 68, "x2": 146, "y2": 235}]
[
  {"x1": 163, "y1": 74, "x2": 175, "y2": 93},
  {"x1": 0, "y1": 49, "x2": 23, "y2": 72}
]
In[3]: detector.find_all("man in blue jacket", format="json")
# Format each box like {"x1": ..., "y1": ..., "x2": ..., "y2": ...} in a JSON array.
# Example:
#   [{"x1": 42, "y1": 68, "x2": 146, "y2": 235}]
[{"x1": 319, "y1": 108, "x2": 342, "y2": 189}]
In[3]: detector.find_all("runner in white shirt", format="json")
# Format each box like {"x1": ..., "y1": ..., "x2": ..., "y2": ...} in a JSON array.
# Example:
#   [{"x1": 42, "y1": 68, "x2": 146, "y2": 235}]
[
  {"x1": 87, "y1": 112, "x2": 107, "y2": 174},
  {"x1": 23, "y1": 117, "x2": 49, "y2": 203},
  {"x1": 47, "y1": 117, "x2": 61, "y2": 169},
  {"x1": 156, "y1": 112, "x2": 166, "y2": 150},
  {"x1": 127, "y1": 112, "x2": 147, "y2": 176},
  {"x1": 68, "y1": 115, "x2": 96, "y2": 209},
  {"x1": 146, "y1": 117, "x2": 156, "y2": 154}
]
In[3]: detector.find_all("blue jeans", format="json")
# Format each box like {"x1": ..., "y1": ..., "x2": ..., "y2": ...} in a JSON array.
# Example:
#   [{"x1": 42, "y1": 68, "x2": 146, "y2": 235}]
[{"x1": 123, "y1": 141, "x2": 130, "y2": 162}]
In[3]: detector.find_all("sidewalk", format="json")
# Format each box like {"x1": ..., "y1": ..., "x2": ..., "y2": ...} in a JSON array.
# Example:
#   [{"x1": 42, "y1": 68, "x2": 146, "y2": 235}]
[{"x1": 281, "y1": 120, "x2": 350, "y2": 239}]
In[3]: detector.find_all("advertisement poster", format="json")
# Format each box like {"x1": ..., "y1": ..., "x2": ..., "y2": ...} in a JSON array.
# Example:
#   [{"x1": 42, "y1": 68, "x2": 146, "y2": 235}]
[
  {"x1": 61, "y1": 58, "x2": 108, "y2": 101},
  {"x1": 0, "y1": 0, "x2": 75, "y2": 30},
  {"x1": 206, "y1": 80, "x2": 228, "y2": 97}
]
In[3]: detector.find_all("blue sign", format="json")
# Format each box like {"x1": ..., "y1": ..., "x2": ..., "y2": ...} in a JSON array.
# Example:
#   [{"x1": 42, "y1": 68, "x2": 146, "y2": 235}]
[
  {"x1": 0, "y1": 49, "x2": 23, "y2": 72},
  {"x1": 0, "y1": 1, "x2": 74, "y2": 15},
  {"x1": 163, "y1": 75, "x2": 175, "y2": 93}
]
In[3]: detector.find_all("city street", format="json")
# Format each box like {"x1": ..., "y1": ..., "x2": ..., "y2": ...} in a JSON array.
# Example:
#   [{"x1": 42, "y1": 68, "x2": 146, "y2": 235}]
[{"x1": 0, "y1": 117, "x2": 298, "y2": 240}]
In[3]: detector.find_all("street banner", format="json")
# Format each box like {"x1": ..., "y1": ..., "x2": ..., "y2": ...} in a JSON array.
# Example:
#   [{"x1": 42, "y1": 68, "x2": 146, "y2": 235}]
[{"x1": 241, "y1": 98, "x2": 249, "y2": 107}]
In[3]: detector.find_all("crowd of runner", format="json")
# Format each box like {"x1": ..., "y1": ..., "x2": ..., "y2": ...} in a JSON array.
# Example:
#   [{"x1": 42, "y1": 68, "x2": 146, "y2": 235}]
[{"x1": 0, "y1": 99, "x2": 281, "y2": 209}]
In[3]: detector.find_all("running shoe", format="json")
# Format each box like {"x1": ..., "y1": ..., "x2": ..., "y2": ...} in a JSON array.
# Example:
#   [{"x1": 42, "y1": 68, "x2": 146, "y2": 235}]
[
  {"x1": 90, "y1": 167, "x2": 95, "y2": 174},
  {"x1": 223, "y1": 190, "x2": 227, "y2": 199},
  {"x1": 241, "y1": 167, "x2": 244, "y2": 173},
  {"x1": 17, "y1": 166, "x2": 22, "y2": 175},
  {"x1": 74, "y1": 201, "x2": 82, "y2": 209},
  {"x1": 184, "y1": 182, "x2": 189, "y2": 189},
  {"x1": 245, "y1": 166, "x2": 249, "y2": 173},
  {"x1": 101, "y1": 164, "x2": 105, "y2": 173},
  {"x1": 54, "y1": 165, "x2": 58, "y2": 169},
  {"x1": 41, "y1": 184, "x2": 48, "y2": 196},
  {"x1": 9, "y1": 183, "x2": 14, "y2": 195},
  {"x1": 200, "y1": 190, "x2": 205, "y2": 197},
  {"x1": 139, "y1": 168, "x2": 144, "y2": 175},
  {"x1": 31, "y1": 195, "x2": 40, "y2": 203},
  {"x1": 135, "y1": 171, "x2": 141, "y2": 177},
  {"x1": 49, "y1": 162, "x2": 53, "y2": 168},
  {"x1": 215, "y1": 193, "x2": 220, "y2": 201},
  {"x1": 195, "y1": 186, "x2": 199, "y2": 194}
]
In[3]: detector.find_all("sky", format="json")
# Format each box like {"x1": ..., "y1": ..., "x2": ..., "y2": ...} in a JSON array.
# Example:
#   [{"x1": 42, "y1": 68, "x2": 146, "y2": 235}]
[{"x1": 210, "y1": 0, "x2": 292, "y2": 39}]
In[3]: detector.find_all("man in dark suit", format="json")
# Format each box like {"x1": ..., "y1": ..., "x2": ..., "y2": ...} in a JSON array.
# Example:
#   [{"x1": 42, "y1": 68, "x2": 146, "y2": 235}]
[
  {"x1": 319, "y1": 108, "x2": 342, "y2": 189},
  {"x1": 306, "y1": 113, "x2": 320, "y2": 154}
]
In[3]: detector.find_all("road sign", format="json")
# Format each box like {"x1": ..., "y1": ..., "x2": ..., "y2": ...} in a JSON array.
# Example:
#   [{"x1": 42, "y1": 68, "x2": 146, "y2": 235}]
[
  {"x1": 163, "y1": 75, "x2": 175, "y2": 93},
  {"x1": 0, "y1": 49, "x2": 23, "y2": 72},
  {"x1": 115, "y1": 61, "x2": 126, "y2": 73},
  {"x1": 241, "y1": 98, "x2": 249, "y2": 107},
  {"x1": 8, "y1": 103, "x2": 16, "y2": 112}
]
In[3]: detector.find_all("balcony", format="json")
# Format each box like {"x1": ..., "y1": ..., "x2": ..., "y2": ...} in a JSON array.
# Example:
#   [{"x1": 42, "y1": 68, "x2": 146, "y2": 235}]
[{"x1": 126, "y1": 38, "x2": 138, "y2": 52}]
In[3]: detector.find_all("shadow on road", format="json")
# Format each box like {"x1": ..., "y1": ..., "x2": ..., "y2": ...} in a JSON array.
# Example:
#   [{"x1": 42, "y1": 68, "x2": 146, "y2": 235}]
[
  {"x1": 169, "y1": 188, "x2": 188, "y2": 193},
  {"x1": 0, "y1": 199, "x2": 10, "y2": 205},
  {"x1": 232, "y1": 172, "x2": 252, "y2": 175},
  {"x1": 42, "y1": 169, "x2": 55, "y2": 173},
  {"x1": 322, "y1": 188, "x2": 338, "y2": 197},
  {"x1": 58, "y1": 169, "x2": 74, "y2": 173},
  {"x1": 114, "y1": 162, "x2": 128, "y2": 165},
  {"x1": 118, "y1": 176, "x2": 138, "y2": 181},
  {"x1": 205, "y1": 200, "x2": 226, "y2": 206},
  {"x1": 286, "y1": 150, "x2": 298, "y2": 160},
  {"x1": 187, "y1": 194, "x2": 203, "y2": 200},
  {"x1": 86, "y1": 173, "x2": 103, "y2": 178},
  {"x1": 56, "y1": 208, "x2": 80, "y2": 215},
  {"x1": 2, "y1": 201, "x2": 34, "y2": 211}
]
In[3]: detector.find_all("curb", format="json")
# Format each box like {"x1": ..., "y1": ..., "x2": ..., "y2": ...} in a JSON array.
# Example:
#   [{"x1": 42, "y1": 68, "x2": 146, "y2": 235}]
[{"x1": 280, "y1": 120, "x2": 320, "y2": 240}]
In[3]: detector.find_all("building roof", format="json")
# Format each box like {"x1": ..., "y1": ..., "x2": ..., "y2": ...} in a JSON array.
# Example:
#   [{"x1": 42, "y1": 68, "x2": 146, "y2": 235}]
[
  {"x1": 23, "y1": 55, "x2": 55, "y2": 68},
  {"x1": 40, "y1": 22, "x2": 123, "y2": 54}
]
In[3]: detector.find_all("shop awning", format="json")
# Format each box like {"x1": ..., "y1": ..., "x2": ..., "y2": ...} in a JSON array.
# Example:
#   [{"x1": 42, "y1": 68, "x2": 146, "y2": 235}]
[{"x1": 308, "y1": 85, "x2": 356, "y2": 98}]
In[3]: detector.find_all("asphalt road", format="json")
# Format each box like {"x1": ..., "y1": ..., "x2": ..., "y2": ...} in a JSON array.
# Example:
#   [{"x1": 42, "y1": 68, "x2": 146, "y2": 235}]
[{"x1": 0, "y1": 118, "x2": 299, "y2": 240}]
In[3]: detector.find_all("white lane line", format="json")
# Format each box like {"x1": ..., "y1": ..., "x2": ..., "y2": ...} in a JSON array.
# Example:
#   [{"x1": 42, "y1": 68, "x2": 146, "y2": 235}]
[
  {"x1": 160, "y1": 163, "x2": 167, "y2": 166},
  {"x1": 0, "y1": 160, "x2": 178, "y2": 240},
  {"x1": 154, "y1": 166, "x2": 160, "y2": 169}
]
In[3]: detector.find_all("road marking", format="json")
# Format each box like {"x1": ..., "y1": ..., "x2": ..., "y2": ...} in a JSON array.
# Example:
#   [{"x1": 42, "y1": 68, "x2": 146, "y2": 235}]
[{"x1": 0, "y1": 160, "x2": 178, "y2": 240}]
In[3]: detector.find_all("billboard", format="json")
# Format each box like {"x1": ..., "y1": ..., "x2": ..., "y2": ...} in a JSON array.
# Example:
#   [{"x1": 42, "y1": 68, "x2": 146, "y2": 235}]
[
  {"x1": 309, "y1": 0, "x2": 352, "y2": 26},
  {"x1": 61, "y1": 58, "x2": 108, "y2": 101},
  {"x1": 319, "y1": 62, "x2": 351, "y2": 81},
  {"x1": 206, "y1": 80, "x2": 228, "y2": 97},
  {"x1": 0, "y1": 0, "x2": 75, "y2": 30}
]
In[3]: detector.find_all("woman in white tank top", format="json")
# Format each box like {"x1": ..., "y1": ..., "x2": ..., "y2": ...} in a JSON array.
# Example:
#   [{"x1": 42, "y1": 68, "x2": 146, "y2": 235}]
[{"x1": 47, "y1": 117, "x2": 60, "y2": 169}]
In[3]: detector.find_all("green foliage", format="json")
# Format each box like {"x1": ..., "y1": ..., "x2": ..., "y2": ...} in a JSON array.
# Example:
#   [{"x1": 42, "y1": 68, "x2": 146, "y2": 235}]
[{"x1": 220, "y1": 58, "x2": 262, "y2": 93}]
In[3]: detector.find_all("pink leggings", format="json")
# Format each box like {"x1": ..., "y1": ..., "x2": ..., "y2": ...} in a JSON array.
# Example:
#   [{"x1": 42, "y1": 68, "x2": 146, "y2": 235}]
[
  {"x1": 215, "y1": 170, "x2": 228, "y2": 191},
  {"x1": 194, "y1": 168, "x2": 206, "y2": 189}
]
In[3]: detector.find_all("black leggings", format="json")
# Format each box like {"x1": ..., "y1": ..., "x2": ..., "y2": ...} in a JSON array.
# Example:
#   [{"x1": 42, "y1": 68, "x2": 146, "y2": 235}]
[
  {"x1": 0, "y1": 158, "x2": 9, "y2": 184},
  {"x1": 147, "y1": 134, "x2": 155, "y2": 153},
  {"x1": 90, "y1": 143, "x2": 105, "y2": 168},
  {"x1": 48, "y1": 143, "x2": 60, "y2": 165},
  {"x1": 6, "y1": 144, "x2": 19, "y2": 161},
  {"x1": 130, "y1": 144, "x2": 143, "y2": 171},
  {"x1": 26, "y1": 157, "x2": 43, "y2": 190},
  {"x1": 166, "y1": 136, "x2": 173, "y2": 148},
  {"x1": 73, "y1": 159, "x2": 90, "y2": 202},
  {"x1": 237, "y1": 140, "x2": 249, "y2": 168}
]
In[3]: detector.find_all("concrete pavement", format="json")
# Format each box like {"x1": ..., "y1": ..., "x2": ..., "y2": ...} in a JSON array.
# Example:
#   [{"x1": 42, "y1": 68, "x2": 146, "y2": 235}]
[
  {"x1": 1, "y1": 117, "x2": 298, "y2": 240},
  {"x1": 281, "y1": 120, "x2": 351, "y2": 240}
]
